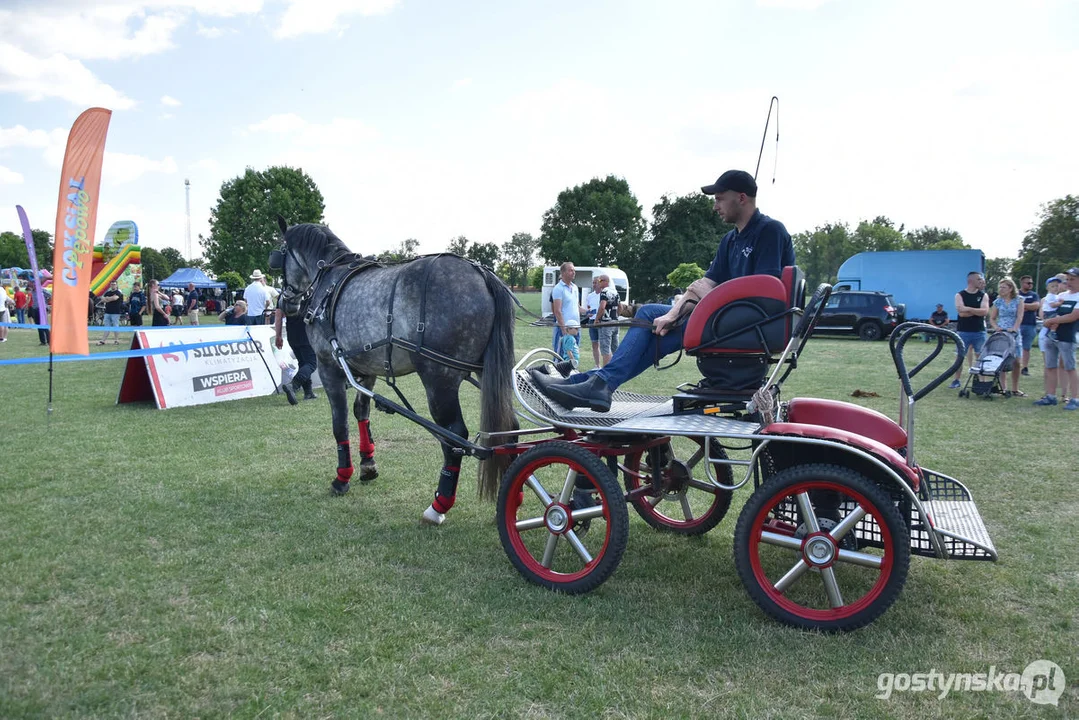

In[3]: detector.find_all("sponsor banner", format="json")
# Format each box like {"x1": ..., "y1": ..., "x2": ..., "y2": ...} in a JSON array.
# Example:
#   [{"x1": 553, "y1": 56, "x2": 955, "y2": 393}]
[
  {"x1": 119, "y1": 326, "x2": 285, "y2": 409},
  {"x1": 50, "y1": 107, "x2": 112, "y2": 356}
]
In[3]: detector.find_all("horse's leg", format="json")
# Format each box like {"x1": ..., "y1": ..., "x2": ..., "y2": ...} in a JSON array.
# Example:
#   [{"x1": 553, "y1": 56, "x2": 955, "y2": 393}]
[
  {"x1": 419, "y1": 370, "x2": 469, "y2": 526},
  {"x1": 353, "y1": 375, "x2": 378, "y2": 482},
  {"x1": 320, "y1": 360, "x2": 355, "y2": 496}
]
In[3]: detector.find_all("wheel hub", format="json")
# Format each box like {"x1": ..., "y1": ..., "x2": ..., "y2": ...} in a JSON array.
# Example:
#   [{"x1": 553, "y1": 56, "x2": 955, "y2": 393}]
[
  {"x1": 803, "y1": 533, "x2": 836, "y2": 567},
  {"x1": 545, "y1": 504, "x2": 570, "y2": 533},
  {"x1": 663, "y1": 459, "x2": 692, "y2": 495}
]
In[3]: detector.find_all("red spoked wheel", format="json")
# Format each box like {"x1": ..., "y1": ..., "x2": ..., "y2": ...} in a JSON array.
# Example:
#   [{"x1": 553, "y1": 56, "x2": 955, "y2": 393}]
[
  {"x1": 496, "y1": 442, "x2": 629, "y2": 595},
  {"x1": 623, "y1": 437, "x2": 733, "y2": 535},
  {"x1": 733, "y1": 463, "x2": 910, "y2": 632}
]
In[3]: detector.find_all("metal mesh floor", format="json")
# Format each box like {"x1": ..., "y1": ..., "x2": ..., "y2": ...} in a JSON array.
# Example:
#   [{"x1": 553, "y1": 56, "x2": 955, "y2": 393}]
[
  {"x1": 911, "y1": 469, "x2": 997, "y2": 560},
  {"x1": 515, "y1": 370, "x2": 762, "y2": 437}
]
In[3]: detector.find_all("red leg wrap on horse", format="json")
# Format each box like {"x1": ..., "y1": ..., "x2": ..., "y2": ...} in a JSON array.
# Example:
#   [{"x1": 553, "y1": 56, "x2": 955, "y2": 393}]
[
  {"x1": 357, "y1": 420, "x2": 375, "y2": 460},
  {"x1": 432, "y1": 465, "x2": 460, "y2": 514},
  {"x1": 337, "y1": 441, "x2": 353, "y2": 482}
]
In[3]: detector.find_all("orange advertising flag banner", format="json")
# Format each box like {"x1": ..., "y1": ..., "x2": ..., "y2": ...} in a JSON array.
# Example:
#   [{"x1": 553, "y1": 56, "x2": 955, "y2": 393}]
[{"x1": 50, "y1": 107, "x2": 112, "y2": 356}]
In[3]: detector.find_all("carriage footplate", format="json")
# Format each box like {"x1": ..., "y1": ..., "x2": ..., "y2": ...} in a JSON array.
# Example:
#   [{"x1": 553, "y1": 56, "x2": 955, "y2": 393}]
[
  {"x1": 515, "y1": 369, "x2": 674, "y2": 428},
  {"x1": 910, "y1": 468, "x2": 997, "y2": 561}
]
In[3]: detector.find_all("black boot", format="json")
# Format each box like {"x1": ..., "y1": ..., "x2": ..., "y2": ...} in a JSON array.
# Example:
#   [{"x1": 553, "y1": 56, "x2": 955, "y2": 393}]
[
  {"x1": 542, "y1": 374, "x2": 612, "y2": 412},
  {"x1": 302, "y1": 379, "x2": 318, "y2": 400},
  {"x1": 281, "y1": 380, "x2": 298, "y2": 405}
]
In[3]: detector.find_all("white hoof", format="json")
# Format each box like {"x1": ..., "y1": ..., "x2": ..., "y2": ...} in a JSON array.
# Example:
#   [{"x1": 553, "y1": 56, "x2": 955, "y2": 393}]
[{"x1": 421, "y1": 505, "x2": 446, "y2": 526}]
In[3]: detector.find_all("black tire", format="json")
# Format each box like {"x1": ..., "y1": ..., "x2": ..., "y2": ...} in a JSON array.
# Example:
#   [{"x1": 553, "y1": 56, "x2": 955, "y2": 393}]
[
  {"x1": 623, "y1": 438, "x2": 733, "y2": 535},
  {"x1": 733, "y1": 463, "x2": 910, "y2": 632},
  {"x1": 857, "y1": 321, "x2": 883, "y2": 341},
  {"x1": 497, "y1": 441, "x2": 629, "y2": 595}
]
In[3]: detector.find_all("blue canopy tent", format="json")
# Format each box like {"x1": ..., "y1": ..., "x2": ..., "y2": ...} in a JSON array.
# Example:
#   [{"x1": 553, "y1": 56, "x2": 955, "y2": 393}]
[{"x1": 158, "y1": 268, "x2": 226, "y2": 290}]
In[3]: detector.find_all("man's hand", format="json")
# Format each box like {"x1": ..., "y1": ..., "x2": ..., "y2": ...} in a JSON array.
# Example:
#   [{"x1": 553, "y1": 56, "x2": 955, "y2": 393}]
[
  {"x1": 275, "y1": 335, "x2": 284, "y2": 349},
  {"x1": 653, "y1": 310, "x2": 680, "y2": 336}
]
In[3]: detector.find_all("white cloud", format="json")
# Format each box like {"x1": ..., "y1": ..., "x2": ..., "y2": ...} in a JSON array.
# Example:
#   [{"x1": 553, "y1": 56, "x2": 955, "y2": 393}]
[
  {"x1": 160, "y1": 94, "x2": 181, "y2": 106},
  {"x1": 0, "y1": 124, "x2": 67, "y2": 150},
  {"x1": 196, "y1": 23, "x2": 226, "y2": 38},
  {"x1": 273, "y1": 0, "x2": 401, "y2": 39},
  {"x1": 0, "y1": 165, "x2": 24, "y2": 184},
  {"x1": 161, "y1": 112, "x2": 175, "y2": 119},
  {"x1": 248, "y1": 113, "x2": 380, "y2": 146},
  {"x1": 0, "y1": 42, "x2": 137, "y2": 109},
  {"x1": 103, "y1": 151, "x2": 179, "y2": 184}
]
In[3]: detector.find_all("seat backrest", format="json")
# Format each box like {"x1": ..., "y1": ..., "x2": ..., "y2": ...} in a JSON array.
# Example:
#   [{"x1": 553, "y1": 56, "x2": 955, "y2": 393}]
[{"x1": 684, "y1": 266, "x2": 802, "y2": 356}]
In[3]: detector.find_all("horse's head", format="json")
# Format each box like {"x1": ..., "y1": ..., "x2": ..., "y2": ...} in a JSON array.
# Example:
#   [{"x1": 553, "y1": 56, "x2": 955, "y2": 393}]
[{"x1": 269, "y1": 217, "x2": 352, "y2": 317}]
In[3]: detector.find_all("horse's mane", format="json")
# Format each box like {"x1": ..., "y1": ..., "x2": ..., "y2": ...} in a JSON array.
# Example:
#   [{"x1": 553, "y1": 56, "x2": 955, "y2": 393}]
[{"x1": 286, "y1": 223, "x2": 354, "y2": 263}]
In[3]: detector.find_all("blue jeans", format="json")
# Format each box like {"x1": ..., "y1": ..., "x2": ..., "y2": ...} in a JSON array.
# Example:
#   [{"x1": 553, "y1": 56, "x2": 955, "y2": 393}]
[
  {"x1": 16, "y1": 308, "x2": 25, "y2": 324},
  {"x1": 957, "y1": 330, "x2": 986, "y2": 358},
  {"x1": 568, "y1": 304, "x2": 682, "y2": 390}
]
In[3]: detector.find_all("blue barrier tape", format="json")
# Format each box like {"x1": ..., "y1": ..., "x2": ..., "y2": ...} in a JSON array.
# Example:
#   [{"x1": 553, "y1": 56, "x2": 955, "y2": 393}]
[
  {"x1": 0, "y1": 336, "x2": 268, "y2": 366},
  {"x1": 0, "y1": 322, "x2": 199, "y2": 331}
]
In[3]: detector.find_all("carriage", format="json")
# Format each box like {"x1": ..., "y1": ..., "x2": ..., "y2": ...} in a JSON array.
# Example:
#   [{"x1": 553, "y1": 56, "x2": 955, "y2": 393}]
[{"x1": 273, "y1": 223, "x2": 997, "y2": 633}]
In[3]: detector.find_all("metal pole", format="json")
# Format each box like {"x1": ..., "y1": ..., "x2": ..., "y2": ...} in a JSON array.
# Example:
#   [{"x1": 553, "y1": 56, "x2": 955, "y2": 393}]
[{"x1": 184, "y1": 178, "x2": 192, "y2": 261}]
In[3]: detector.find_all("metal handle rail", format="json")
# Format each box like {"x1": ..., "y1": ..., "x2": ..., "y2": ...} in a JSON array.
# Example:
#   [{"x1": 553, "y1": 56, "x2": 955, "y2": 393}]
[{"x1": 888, "y1": 323, "x2": 964, "y2": 467}]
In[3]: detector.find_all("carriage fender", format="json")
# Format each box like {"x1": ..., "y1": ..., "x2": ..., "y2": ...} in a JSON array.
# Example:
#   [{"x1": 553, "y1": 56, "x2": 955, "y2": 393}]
[
  {"x1": 759, "y1": 422, "x2": 920, "y2": 492},
  {"x1": 785, "y1": 398, "x2": 907, "y2": 451}
]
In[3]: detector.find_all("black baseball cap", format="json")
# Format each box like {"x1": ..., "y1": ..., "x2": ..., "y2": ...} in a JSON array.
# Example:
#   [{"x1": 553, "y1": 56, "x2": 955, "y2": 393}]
[
  {"x1": 1066, "y1": 267, "x2": 1079, "y2": 277},
  {"x1": 701, "y1": 169, "x2": 757, "y2": 197}
]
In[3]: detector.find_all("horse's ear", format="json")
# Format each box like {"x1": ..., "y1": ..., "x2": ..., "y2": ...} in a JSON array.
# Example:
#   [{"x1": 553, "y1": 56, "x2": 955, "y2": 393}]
[{"x1": 276, "y1": 215, "x2": 288, "y2": 236}]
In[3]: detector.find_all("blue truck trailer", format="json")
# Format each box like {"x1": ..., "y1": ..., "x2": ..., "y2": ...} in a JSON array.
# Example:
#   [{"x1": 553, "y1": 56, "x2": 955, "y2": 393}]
[{"x1": 833, "y1": 249, "x2": 986, "y2": 322}]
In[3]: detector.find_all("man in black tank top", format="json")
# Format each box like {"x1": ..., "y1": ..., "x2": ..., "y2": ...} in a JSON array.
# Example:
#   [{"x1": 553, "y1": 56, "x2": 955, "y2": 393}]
[{"x1": 950, "y1": 271, "x2": 989, "y2": 389}]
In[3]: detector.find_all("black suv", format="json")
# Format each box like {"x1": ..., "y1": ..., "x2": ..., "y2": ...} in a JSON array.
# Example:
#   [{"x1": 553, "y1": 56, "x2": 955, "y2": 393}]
[{"x1": 813, "y1": 290, "x2": 905, "y2": 341}]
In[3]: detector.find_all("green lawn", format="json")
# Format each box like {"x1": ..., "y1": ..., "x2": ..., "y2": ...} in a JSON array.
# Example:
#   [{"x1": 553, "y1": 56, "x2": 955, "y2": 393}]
[{"x1": 0, "y1": 299, "x2": 1075, "y2": 719}]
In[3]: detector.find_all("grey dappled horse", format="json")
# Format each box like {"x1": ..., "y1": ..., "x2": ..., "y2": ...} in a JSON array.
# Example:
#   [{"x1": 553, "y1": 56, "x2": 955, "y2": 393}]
[{"x1": 273, "y1": 221, "x2": 517, "y2": 524}]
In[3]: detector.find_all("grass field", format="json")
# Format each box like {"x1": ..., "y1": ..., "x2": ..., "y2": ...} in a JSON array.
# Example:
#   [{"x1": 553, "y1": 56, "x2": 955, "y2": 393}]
[{"x1": 1, "y1": 296, "x2": 1076, "y2": 719}]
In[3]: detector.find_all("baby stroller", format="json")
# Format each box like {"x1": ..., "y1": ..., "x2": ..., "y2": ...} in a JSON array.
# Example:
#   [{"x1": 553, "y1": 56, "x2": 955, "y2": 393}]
[{"x1": 958, "y1": 331, "x2": 1016, "y2": 399}]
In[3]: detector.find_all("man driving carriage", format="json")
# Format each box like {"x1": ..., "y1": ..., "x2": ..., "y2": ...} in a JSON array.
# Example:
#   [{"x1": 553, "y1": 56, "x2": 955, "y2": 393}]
[{"x1": 532, "y1": 169, "x2": 795, "y2": 412}]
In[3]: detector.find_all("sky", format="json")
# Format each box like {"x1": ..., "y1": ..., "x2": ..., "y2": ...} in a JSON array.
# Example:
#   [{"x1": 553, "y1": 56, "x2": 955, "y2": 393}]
[{"x1": 0, "y1": 0, "x2": 1076, "y2": 266}]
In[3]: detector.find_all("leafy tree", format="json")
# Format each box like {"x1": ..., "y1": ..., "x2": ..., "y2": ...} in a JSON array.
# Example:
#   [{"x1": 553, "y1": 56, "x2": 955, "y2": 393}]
[
  {"x1": 466, "y1": 241, "x2": 500, "y2": 269},
  {"x1": 984, "y1": 257, "x2": 1014, "y2": 292},
  {"x1": 140, "y1": 247, "x2": 172, "y2": 281},
  {"x1": 851, "y1": 217, "x2": 906, "y2": 252},
  {"x1": 1012, "y1": 195, "x2": 1079, "y2": 284},
  {"x1": 188, "y1": 257, "x2": 208, "y2": 271},
  {"x1": 906, "y1": 226, "x2": 968, "y2": 250},
  {"x1": 528, "y1": 266, "x2": 544, "y2": 290},
  {"x1": 539, "y1": 175, "x2": 644, "y2": 268},
  {"x1": 378, "y1": 238, "x2": 419, "y2": 263},
  {"x1": 203, "y1": 166, "x2": 325, "y2": 279},
  {"x1": 160, "y1": 247, "x2": 187, "y2": 270},
  {"x1": 216, "y1": 271, "x2": 245, "y2": 292},
  {"x1": 637, "y1": 193, "x2": 732, "y2": 301},
  {"x1": 502, "y1": 232, "x2": 538, "y2": 288},
  {"x1": 446, "y1": 235, "x2": 470, "y2": 256},
  {"x1": 667, "y1": 263, "x2": 704, "y2": 293},
  {"x1": 792, "y1": 223, "x2": 854, "y2": 291},
  {"x1": 0, "y1": 228, "x2": 53, "y2": 270}
]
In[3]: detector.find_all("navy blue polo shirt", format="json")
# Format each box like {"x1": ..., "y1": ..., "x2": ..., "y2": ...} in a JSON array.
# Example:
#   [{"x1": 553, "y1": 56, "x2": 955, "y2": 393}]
[
  {"x1": 1020, "y1": 290, "x2": 1039, "y2": 325},
  {"x1": 704, "y1": 209, "x2": 795, "y2": 285}
]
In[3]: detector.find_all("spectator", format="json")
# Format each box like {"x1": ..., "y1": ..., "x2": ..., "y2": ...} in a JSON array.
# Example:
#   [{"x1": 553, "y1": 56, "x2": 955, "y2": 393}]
[
  {"x1": 185, "y1": 283, "x2": 200, "y2": 326},
  {"x1": 595, "y1": 273, "x2": 620, "y2": 366},
  {"x1": 148, "y1": 279, "x2": 170, "y2": 326},
  {"x1": 98, "y1": 280, "x2": 123, "y2": 345},
  {"x1": 550, "y1": 262, "x2": 582, "y2": 353},
  {"x1": 926, "y1": 302, "x2": 949, "y2": 341},
  {"x1": 989, "y1": 277, "x2": 1024, "y2": 396},
  {"x1": 559, "y1": 318, "x2": 581, "y2": 370},
  {"x1": 244, "y1": 270, "x2": 272, "y2": 325},
  {"x1": 1035, "y1": 276, "x2": 1064, "y2": 404},
  {"x1": 274, "y1": 301, "x2": 319, "y2": 403},
  {"x1": 584, "y1": 278, "x2": 602, "y2": 367},
  {"x1": 170, "y1": 289, "x2": 184, "y2": 325},
  {"x1": 0, "y1": 285, "x2": 11, "y2": 343},
  {"x1": 532, "y1": 169, "x2": 794, "y2": 412},
  {"x1": 13, "y1": 284, "x2": 28, "y2": 325},
  {"x1": 1040, "y1": 268, "x2": 1079, "y2": 410},
  {"x1": 128, "y1": 282, "x2": 145, "y2": 326},
  {"x1": 949, "y1": 271, "x2": 989, "y2": 389},
  {"x1": 1017, "y1": 275, "x2": 1040, "y2": 375},
  {"x1": 27, "y1": 284, "x2": 50, "y2": 345},
  {"x1": 218, "y1": 300, "x2": 248, "y2": 325}
]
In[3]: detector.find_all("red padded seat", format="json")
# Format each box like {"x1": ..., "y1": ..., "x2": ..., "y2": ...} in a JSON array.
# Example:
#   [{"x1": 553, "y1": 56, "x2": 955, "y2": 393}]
[{"x1": 786, "y1": 398, "x2": 908, "y2": 451}]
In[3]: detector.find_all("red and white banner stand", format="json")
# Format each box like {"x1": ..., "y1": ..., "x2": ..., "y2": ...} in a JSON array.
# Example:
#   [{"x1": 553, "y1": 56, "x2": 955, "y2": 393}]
[{"x1": 117, "y1": 326, "x2": 289, "y2": 409}]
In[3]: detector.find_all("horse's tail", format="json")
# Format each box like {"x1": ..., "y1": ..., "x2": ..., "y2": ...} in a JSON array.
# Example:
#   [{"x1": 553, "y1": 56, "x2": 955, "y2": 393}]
[{"x1": 477, "y1": 271, "x2": 518, "y2": 501}]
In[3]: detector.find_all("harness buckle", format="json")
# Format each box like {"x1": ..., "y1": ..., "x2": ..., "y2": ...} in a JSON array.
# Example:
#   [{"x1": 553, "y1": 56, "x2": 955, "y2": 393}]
[
  {"x1": 416, "y1": 321, "x2": 425, "y2": 333},
  {"x1": 363, "y1": 343, "x2": 373, "y2": 352},
  {"x1": 386, "y1": 313, "x2": 393, "y2": 324}
]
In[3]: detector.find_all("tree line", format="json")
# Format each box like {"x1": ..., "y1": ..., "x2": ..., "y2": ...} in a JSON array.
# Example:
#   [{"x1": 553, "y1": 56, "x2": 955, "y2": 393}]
[{"x1": 8, "y1": 167, "x2": 1074, "y2": 302}]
